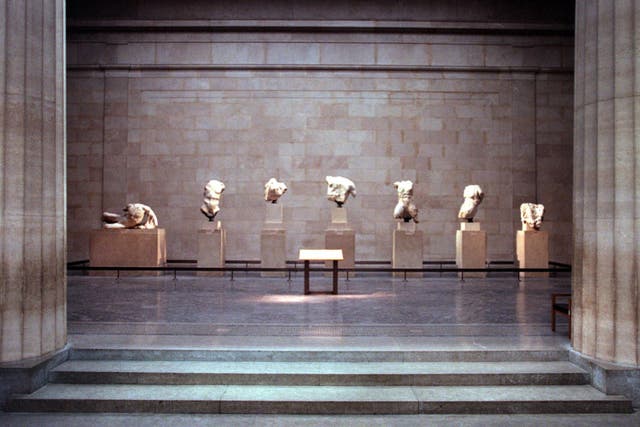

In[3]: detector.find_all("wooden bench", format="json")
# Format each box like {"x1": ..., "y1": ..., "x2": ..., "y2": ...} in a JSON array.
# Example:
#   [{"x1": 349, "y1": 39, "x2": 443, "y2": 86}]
[
  {"x1": 551, "y1": 293, "x2": 571, "y2": 338},
  {"x1": 298, "y1": 249, "x2": 344, "y2": 295}
]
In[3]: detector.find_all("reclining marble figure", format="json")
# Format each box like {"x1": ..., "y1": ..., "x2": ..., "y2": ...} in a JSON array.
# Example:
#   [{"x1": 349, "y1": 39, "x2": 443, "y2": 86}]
[
  {"x1": 264, "y1": 178, "x2": 287, "y2": 203},
  {"x1": 520, "y1": 203, "x2": 545, "y2": 230},
  {"x1": 326, "y1": 176, "x2": 356, "y2": 207},
  {"x1": 458, "y1": 184, "x2": 485, "y2": 222},
  {"x1": 393, "y1": 180, "x2": 419, "y2": 223},
  {"x1": 201, "y1": 179, "x2": 225, "y2": 221},
  {"x1": 102, "y1": 203, "x2": 158, "y2": 229}
]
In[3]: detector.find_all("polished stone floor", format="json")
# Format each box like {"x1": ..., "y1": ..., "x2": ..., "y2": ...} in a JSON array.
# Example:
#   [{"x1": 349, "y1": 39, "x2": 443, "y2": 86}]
[
  {"x1": 4, "y1": 273, "x2": 640, "y2": 425},
  {"x1": 67, "y1": 272, "x2": 572, "y2": 338}
]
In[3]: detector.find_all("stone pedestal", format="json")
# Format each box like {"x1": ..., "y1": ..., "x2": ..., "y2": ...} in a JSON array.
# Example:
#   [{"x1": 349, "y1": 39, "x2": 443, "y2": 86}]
[
  {"x1": 261, "y1": 204, "x2": 286, "y2": 277},
  {"x1": 455, "y1": 222, "x2": 487, "y2": 278},
  {"x1": 198, "y1": 223, "x2": 226, "y2": 277},
  {"x1": 90, "y1": 229, "x2": 167, "y2": 275},
  {"x1": 392, "y1": 222, "x2": 423, "y2": 278},
  {"x1": 264, "y1": 203, "x2": 284, "y2": 225},
  {"x1": 516, "y1": 230, "x2": 549, "y2": 278},
  {"x1": 325, "y1": 207, "x2": 355, "y2": 276}
]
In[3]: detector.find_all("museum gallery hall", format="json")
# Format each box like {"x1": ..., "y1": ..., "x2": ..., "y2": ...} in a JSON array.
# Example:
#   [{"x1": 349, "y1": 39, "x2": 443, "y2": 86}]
[{"x1": 0, "y1": 0, "x2": 639, "y2": 423}]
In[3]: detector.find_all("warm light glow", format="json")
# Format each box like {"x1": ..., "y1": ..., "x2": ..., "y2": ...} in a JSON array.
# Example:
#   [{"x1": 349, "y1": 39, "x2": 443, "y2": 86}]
[{"x1": 251, "y1": 292, "x2": 394, "y2": 304}]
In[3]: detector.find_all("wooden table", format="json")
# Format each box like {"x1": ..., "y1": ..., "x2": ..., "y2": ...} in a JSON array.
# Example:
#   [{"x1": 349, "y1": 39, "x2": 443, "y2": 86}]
[{"x1": 298, "y1": 249, "x2": 344, "y2": 295}]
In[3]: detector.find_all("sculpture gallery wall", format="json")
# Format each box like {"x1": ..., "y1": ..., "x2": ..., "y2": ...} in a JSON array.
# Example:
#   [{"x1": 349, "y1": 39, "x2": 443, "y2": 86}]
[
  {"x1": 264, "y1": 178, "x2": 287, "y2": 203},
  {"x1": 97, "y1": 178, "x2": 551, "y2": 268},
  {"x1": 326, "y1": 176, "x2": 357, "y2": 207},
  {"x1": 200, "y1": 179, "x2": 226, "y2": 221},
  {"x1": 520, "y1": 203, "x2": 545, "y2": 230},
  {"x1": 457, "y1": 184, "x2": 485, "y2": 222},
  {"x1": 393, "y1": 180, "x2": 419, "y2": 223},
  {"x1": 102, "y1": 203, "x2": 158, "y2": 229}
]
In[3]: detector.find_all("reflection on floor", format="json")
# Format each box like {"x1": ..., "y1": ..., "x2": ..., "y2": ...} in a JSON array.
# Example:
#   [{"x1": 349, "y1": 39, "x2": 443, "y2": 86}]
[
  {"x1": 5, "y1": 274, "x2": 640, "y2": 425},
  {"x1": 68, "y1": 273, "x2": 572, "y2": 350}
]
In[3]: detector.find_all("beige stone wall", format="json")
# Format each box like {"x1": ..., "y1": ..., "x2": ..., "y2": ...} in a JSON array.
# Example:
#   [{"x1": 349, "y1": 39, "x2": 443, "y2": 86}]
[{"x1": 66, "y1": 5, "x2": 574, "y2": 264}]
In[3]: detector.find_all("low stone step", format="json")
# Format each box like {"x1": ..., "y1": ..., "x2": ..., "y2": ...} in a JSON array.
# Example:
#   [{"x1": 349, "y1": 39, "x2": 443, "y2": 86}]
[
  {"x1": 50, "y1": 360, "x2": 589, "y2": 386},
  {"x1": 8, "y1": 384, "x2": 632, "y2": 414},
  {"x1": 69, "y1": 348, "x2": 569, "y2": 363}
]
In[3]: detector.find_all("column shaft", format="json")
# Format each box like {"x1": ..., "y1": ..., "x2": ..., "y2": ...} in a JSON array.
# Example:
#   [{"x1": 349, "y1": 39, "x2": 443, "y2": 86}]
[
  {"x1": 573, "y1": 0, "x2": 640, "y2": 365},
  {"x1": 0, "y1": 0, "x2": 66, "y2": 362}
]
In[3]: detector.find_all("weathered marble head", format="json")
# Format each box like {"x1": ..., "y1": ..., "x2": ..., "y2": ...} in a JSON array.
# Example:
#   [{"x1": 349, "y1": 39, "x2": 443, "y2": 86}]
[
  {"x1": 458, "y1": 184, "x2": 485, "y2": 222},
  {"x1": 102, "y1": 203, "x2": 158, "y2": 229},
  {"x1": 264, "y1": 178, "x2": 287, "y2": 204},
  {"x1": 393, "y1": 180, "x2": 419, "y2": 223},
  {"x1": 201, "y1": 179, "x2": 225, "y2": 221},
  {"x1": 326, "y1": 176, "x2": 356, "y2": 207},
  {"x1": 520, "y1": 203, "x2": 545, "y2": 230}
]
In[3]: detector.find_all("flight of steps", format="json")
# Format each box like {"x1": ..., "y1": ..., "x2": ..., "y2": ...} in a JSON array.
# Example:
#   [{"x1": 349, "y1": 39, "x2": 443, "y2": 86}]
[{"x1": 7, "y1": 347, "x2": 633, "y2": 415}]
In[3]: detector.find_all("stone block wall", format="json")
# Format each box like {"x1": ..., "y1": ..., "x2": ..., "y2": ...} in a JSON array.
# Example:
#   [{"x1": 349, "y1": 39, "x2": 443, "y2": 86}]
[{"x1": 66, "y1": 0, "x2": 574, "y2": 264}]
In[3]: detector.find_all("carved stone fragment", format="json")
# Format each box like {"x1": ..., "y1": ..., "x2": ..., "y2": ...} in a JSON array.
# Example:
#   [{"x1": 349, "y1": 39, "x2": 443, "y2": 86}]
[
  {"x1": 393, "y1": 180, "x2": 419, "y2": 223},
  {"x1": 326, "y1": 176, "x2": 356, "y2": 207},
  {"x1": 201, "y1": 179, "x2": 225, "y2": 221},
  {"x1": 458, "y1": 185, "x2": 485, "y2": 222},
  {"x1": 264, "y1": 178, "x2": 287, "y2": 204},
  {"x1": 102, "y1": 203, "x2": 158, "y2": 229},
  {"x1": 520, "y1": 203, "x2": 545, "y2": 230}
]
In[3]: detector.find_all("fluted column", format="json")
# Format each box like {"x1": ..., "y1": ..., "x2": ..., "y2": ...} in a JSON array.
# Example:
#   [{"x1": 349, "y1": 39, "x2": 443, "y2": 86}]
[
  {"x1": 0, "y1": 0, "x2": 66, "y2": 362},
  {"x1": 573, "y1": 0, "x2": 640, "y2": 365}
]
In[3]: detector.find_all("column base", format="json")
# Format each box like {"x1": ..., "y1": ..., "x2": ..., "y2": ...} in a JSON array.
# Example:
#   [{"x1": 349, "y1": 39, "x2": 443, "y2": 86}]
[
  {"x1": 569, "y1": 348, "x2": 640, "y2": 407},
  {"x1": 0, "y1": 344, "x2": 70, "y2": 408}
]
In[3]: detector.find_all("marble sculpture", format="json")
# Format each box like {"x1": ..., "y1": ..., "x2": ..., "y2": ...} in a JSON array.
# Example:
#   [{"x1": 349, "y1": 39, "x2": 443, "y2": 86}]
[
  {"x1": 393, "y1": 180, "x2": 419, "y2": 223},
  {"x1": 264, "y1": 178, "x2": 287, "y2": 203},
  {"x1": 102, "y1": 203, "x2": 158, "y2": 229},
  {"x1": 520, "y1": 203, "x2": 545, "y2": 230},
  {"x1": 326, "y1": 176, "x2": 356, "y2": 207},
  {"x1": 458, "y1": 184, "x2": 485, "y2": 222},
  {"x1": 201, "y1": 179, "x2": 225, "y2": 221}
]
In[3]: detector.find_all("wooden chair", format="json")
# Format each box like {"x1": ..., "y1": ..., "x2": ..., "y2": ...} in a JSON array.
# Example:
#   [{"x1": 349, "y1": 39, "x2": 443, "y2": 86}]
[{"x1": 551, "y1": 293, "x2": 571, "y2": 338}]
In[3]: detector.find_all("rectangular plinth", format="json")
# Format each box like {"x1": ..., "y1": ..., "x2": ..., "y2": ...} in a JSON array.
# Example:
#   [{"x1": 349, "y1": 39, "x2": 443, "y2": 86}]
[
  {"x1": 456, "y1": 230, "x2": 487, "y2": 278},
  {"x1": 397, "y1": 221, "x2": 417, "y2": 233},
  {"x1": 516, "y1": 230, "x2": 549, "y2": 278},
  {"x1": 392, "y1": 230, "x2": 423, "y2": 278},
  {"x1": 198, "y1": 228, "x2": 226, "y2": 277},
  {"x1": 330, "y1": 206, "x2": 348, "y2": 224},
  {"x1": 264, "y1": 204, "x2": 284, "y2": 230},
  {"x1": 460, "y1": 222, "x2": 481, "y2": 231},
  {"x1": 325, "y1": 229, "x2": 355, "y2": 277},
  {"x1": 261, "y1": 229, "x2": 286, "y2": 277},
  {"x1": 90, "y1": 229, "x2": 167, "y2": 276}
]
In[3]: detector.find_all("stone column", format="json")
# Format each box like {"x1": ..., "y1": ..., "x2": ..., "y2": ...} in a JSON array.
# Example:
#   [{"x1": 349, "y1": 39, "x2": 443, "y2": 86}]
[
  {"x1": 0, "y1": 0, "x2": 66, "y2": 362},
  {"x1": 573, "y1": 0, "x2": 639, "y2": 366}
]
